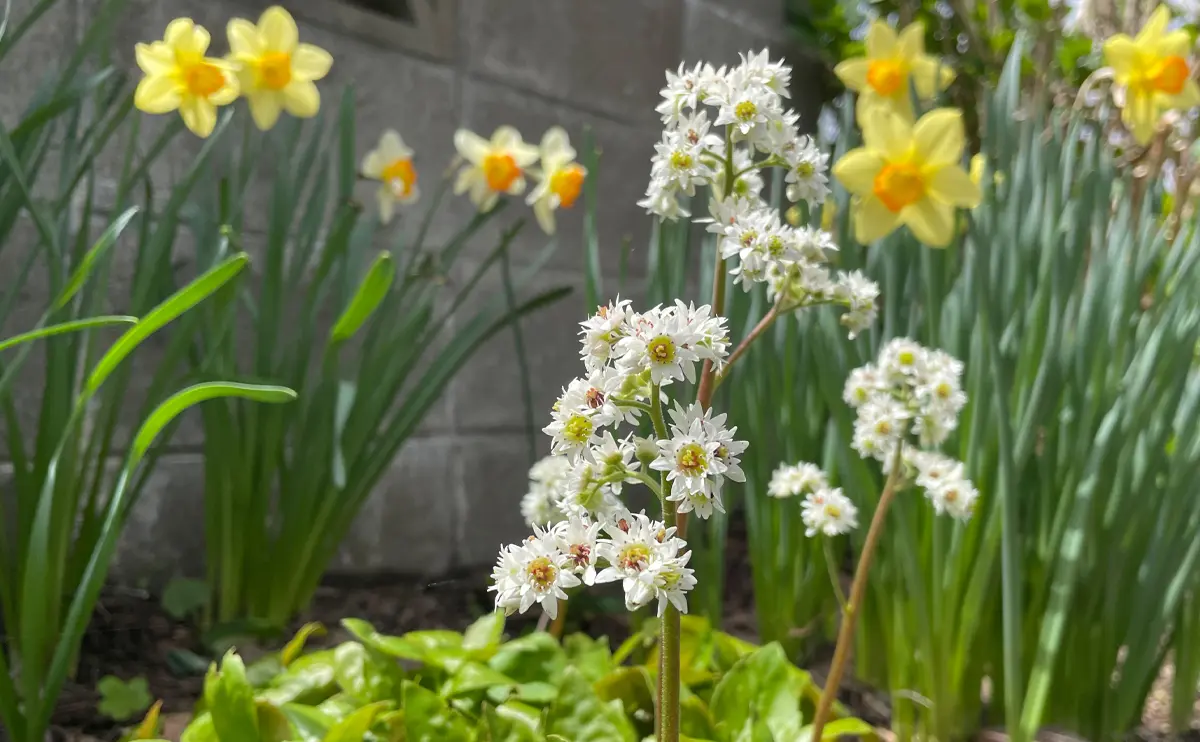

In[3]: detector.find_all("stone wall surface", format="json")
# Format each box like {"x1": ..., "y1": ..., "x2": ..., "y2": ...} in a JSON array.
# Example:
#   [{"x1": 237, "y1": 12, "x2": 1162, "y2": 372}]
[{"x1": 1, "y1": 0, "x2": 816, "y2": 584}]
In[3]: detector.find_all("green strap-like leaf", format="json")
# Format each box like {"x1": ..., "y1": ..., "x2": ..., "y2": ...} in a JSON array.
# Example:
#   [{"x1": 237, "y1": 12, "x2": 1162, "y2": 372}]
[
  {"x1": 132, "y1": 382, "x2": 296, "y2": 461},
  {"x1": 55, "y1": 206, "x2": 139, "y2": 309},
  {"x1": 86, "y1": 253, "x2": 249, "y2": 395},
  {"x1": 330, "y1": 251, "x2": 395, "y2": 343},
  {"x1": 0, "y1": 315, "x2": 136, "y2": 353}
]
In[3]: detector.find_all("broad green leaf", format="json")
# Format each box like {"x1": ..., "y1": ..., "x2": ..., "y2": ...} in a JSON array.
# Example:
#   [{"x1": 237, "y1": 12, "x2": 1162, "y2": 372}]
[
  {"x1": 331, "y1": 251, "x2": 395, "y2": 342},
  {"x1": 488, "y1": 631, "x2": 567, "y2": 685},
  {"x1": 179, "y1": 712, "x2": 216, "y2": 742},
  {"x1": 680, "y1": 691, "x2": 718, "y2": 740},
  {"x1": 798, "y1": 717, "x2": 876, "y2": 741},
  {"x1": 206, "y1": 651, "x2": 259, "y2": 741},
  {"x1": 315, "y1": 693, "x2": 360, "y2": 723},
  {"x1": 161, "y1": 578, "x2": 208, "y2": 621},
  {"x1": 544, "y1": 666, "x2": 637, "y2": 742},
  {"x1": 563, "y1": 633, "x2": 613, "y2": 682},
  {"x1": 86, "y1": 253, "x2": 249, "y2": 394},
  {"x1": 0, "y1": 315, "x2": 136, "y2": 353},
  {"x1": 321, "y1": 700, "x2": 390, "y2": 742},
  {"x1": 281, "y1": 703, "x2": 336, "y2": 742},
  {"x1": 331, "y1": 641, "x2": 402, "y2": 703},
  {"x1": 402, "y1": 680, "x2": 473, "y2": 742},
  {"x1": 480, "y1": 701, "x2": 542, "y2": 742},
  {"x1": 341, "y1": 618, "x2": 426, "y2": 663},
  {"x1": 283, "y1": 623, "x2": 327, "y2": 667},
  {"x1": 96, "y1": 675, "x2": 152, "y2": 721},
  {"x1": 441, "y1": 662, "x2": 516, "y2": 698},
  {"x1": 131, "y1": 382, "x2": 296, "y2": 460},
  {"x1": 261, "y1": 650, "x2": 337, "y2": 706},
  {"x1": 462, "y1": 611, "x2": 505, "y2": 653},
  {"x1": 709, "y1": 643, "x2": 803, "y2": 742},
  {"x1": 257, "y1": 701, "x2": 294, "y2": 742},
  {"x1": 594, "y1": 666, "x2": 654, "y2": 723}
]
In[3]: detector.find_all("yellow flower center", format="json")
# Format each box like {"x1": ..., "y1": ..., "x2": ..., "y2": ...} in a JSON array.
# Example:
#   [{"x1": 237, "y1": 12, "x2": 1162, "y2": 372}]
[
  {"x1": 944, "y1": 488, "x2": 959, "y2": 503},
  {"x1": 1144, "y1": 55, "x2": 1190, "y2": 94},
  {"x1": 381, "y1": 158, "x2": 417, "y2": 197},
  {"x1": 867, "y1": 59, "x2": 906, "y2": 96},
  {"x1": 873, "y1": 162, "x2": 925, "y2": 213},
  {"x1": 259, "y1": 51, "x2": 293, "y2": 90},
  {"x1": 796, "y1": 161, "x2": 815, "y2": 177},
  {"x1": 563, "y1": 414, "x2": 594, "y2": 444},
  {"x1": 767, "y1": 235, "x2": 786, "y2": 257},
  {"x1": 898, "y1": 350, "x2": 916, "y2": 366},
  {"x1": 670, "y1": 150, "x2": 693, "y2": 170},
  {"x1": 618, "y1": 544, "x2": 651, "y2": 572},
  {"x1": 526, "y1": 556, "x2": 557, "y2": 590},
  {"x1": 735, "y1": 100, "x2": 758, "y2": 121},
  {"x1": 875, "y1": 420, "x2": 893, "y2": 436},
  {"x1": 550, "y1": 164, "x2": 586, "y2": 208},
  {"x1": 184, "y1": 60, "x2": 227, "y2": 98},
  {"x1": 935, "y1": 381, "x2": 952, "y2": 399},
  {"x1": 676, "y1": 442, "x2": 708, "y2": 475},
  {"x1": 483, "y1": 152, "x2": 521, "y2": 192},
  {"x1": 823, "y1": 503, "x2": 842, "y2": 518},
  {"x1": 647, "y1": 335, "x2": 676, "y2": 364}
]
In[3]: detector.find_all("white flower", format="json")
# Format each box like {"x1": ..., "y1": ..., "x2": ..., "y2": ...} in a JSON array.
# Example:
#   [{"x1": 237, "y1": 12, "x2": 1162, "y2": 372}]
[
  {"x1": 739, "y1": 49, "x2": 791, "y2": 99},
  {"x1": 635, "y1": 550, "x2": 697, "y2": 616},
  {"x1": 453, "y1": 125, "x2": 539, "y2": 212},
  {"x1": 595, "y1": 513, "x2": 685, "y2": 610},
  {"x1": 835, "y1": 270, "x2": 879, "y2": 339},
  {"x1": 558, "y1": 368, "x2": 633, "y2": 428},
  {"x1": 800, "y1": 487, "x2": 859, "y2": 537},
  {"x1": 674, "y1": 489, "x2": 725, "y2": 519},
  {"x1": 910, "y1": 450, "x2": 963, "y2": 491},
  {"x1": 587, "y1": 431, "x2": 641, "y2": 493},
  {"x1": 852, "y1": 395, "x2": 909, "y2": 463},
  {"x1": 768, "y1": 461, "x2": 829, "y2": 498},
  {"x1": 656, "y1": 61, "x2": 723, "y2": 126},
  {"x1": 712, "y1": 74, "x2": 780, "y2": 137},
  {"x1": 649, "y1": 127, "x2": 713, "y2": 196},
  {"x1": 520, "y1": 455, "x2": 572, "y2": 528},
  {"x1": 615, "y1": 305, "x2": 702, "y2": 386},
  {"x1": 879, "y1": 337, "x2": 927, "y2": 381},
  {"x1": 526, "y1": 126, "x2": 587, "y2": 235},
  {"x1": 551, "y1": 516, "x2": 602, "y2": 585},
  {"x1": 784, "y1": 135, "x2": 830, "y2": 205},
  {"x1": 579, "y1": 297, "x2": 633, "y2": 371},
  {"x1": 489, "y1": 533, "x2": 580, "y2": 619},
  {"x1": 843, "y1": 364, "x2": 883, "y2": 408},
  {"x1": 556, "y1": 461, "x2": 623, "y2": 522},
  {"x1": 926, "y1": 476, "x2": 979, "y2": 521},
  {"x1": 361, "y1": 129, "x2": 419, "y2": 224},
  {"x1": 638, "y1": 178, "x2": 690, "y2": 219},
  {"x1": 543, "y1": 402, "x2": 600, "y2": 459},
  {"x1": 653, "y1": 425, "x2": 720, "y2": 498}
]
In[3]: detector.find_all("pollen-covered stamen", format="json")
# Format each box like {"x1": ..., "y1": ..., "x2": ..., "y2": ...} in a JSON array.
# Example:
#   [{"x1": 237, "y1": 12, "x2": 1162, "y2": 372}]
[
  {"x1": 875, "y1": 419, "x2": 894, "y2": 436},
  {"x1": 795, "y1": 161, "x2": 815, "y2": 177},
  {"x1": 823, "y1": 503, "x2": 843, "y2": 519},
  {"x1": 670, "y1": 150, "x2": 694, "y2": 170},
  {"x1": 686, "y1": 129, "x2": 700, "y2": 145},
  {"x1": 184, "y1": 61, "x2": 226, "y2": 98},
  {"x1": 618, "y1": 544, "x2": 651, "y2": 572},
  {"x1": 563, "y1": 414, "x2": 594, "y2": 444},
  {"x1": 739, "y1": 229, "x2": 759, "y2": 247},
  {"x1": 568, "y1": 543, "x2": 591, "y2": 568},
  {"x1": 766, "y1": 235, "x2": 786, "y2": 257},
  {"x1": 934, "y1": 381, "x2": 953, "y2": 400},
  {"x1": 259, "y1": 51, "x2": 292, "y2": 90},
  {"x1": 647, "y1": 335, "x2": 676, "y2": 364},
  {"x1": 676, "y1": 442, "x2": 709, "y2": 475},
  {"x1": 526, "y1": 556, "x2": 558, "y2": 590},
  {"x1": 898, "y1": 351, "x2": 916, "y2": 367},
  {"x1": 483, "y1": 152, "x2": 521, "y2": 191},
  {"x1": 617, "y1": 518, "x2": 630, "y2": 533},
  {"x1": 585, "y1": 387, "x2": 605, "y2": 409},
  {"x1": 734, "y1": 100, "x2": 758, "y2": 122}
]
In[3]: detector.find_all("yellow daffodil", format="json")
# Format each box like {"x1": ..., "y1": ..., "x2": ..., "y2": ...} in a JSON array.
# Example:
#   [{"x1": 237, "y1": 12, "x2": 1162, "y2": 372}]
[
  {"x1": 227, "y1": 6, "x2": 332, "y2": 131},
  {"x1": 834, "y1": 20, "x2": 955, "y2": 123},
  {"x1": 134, "y1": 18, "x2": 239, "y2": 138},
  {"x1": 833, "y1": 107, "x2": 980, "y2": 247},
  {"x1": 526, "y1": 127, "x2": 587, "y2": 235},
  {"x1": 1103, "y1": 6, "x2": 1200, "y2": 145},
  {"x1": 361, "y1": 129, "x2": 419, "y2": 224},
  {"x1": 453, "y1": 126, "x2": 539, "y2": 212}
]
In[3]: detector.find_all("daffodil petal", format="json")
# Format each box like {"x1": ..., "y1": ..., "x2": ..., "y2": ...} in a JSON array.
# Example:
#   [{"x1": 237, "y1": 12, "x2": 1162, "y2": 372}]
[
  {"x1": 898, "y1": 21, "x2": 926, "y2": 61},
  {"x1": 910, "y1": 56, "x2": 955, "y2": 98},
  {"x1": 866, "y1": 20, "x2": 898, "y2": 59},
  {"x1": 453, "y1": 165, "x2": 476, "y2": 195},
  {"x1": 914, "y1": 109, "x2": 965, "y2": 168},
  {"x1": 832, "y1": 148, "x2": 885, "y2": 195},
  {"x1": 927, "y1": 165, "x2": 980, "y2": 207},
  {"x1": 1123, "y1": 90, "x2": 1159, "y2": 144},
  {"x1": 970, "y1": 154, "x2": 986, "y2": 186},
  {"x1": 1102, "y1": 35, "x2": 1138, "y2": 78},
  {"x1": 380, "y1": 129, "x2": 411, "y2": 160},
  {"x1": 292, "y1": 44, "x2": 333, "y2": 81},
  {"x1": 854, "y1": 196, "x2": 901, "y2": 244},
  {"x1": 248, "y1": 91, "x2": 283, "y2": 130},
  {"x1": 1137, "y1": 6, "x2": 1171, "y2": 47},
  {"x1": 165, "y1": 18, "x2": 200, "y2": 52},
  {"x1": 134, "y1": 74, "x2": 181, "y2": 114},
  {"x1": 454, "y1": 129, "x2": 489, "y2": 163},
  {"x1": 862, "y1": 107, "x2": 914, "y2": 160},
  {"x1": 540, "y1": 126, "x2": 574, "y2": 163},
  {"x1": 282, "y1": 80, "x2": 320, "y2": 117},
  {"x1": 1160, "y1": 29, "x2": 1192, "y2": 59},
  {"x1": 208, "y1": 73, "x2": 240, "y2": 105},
  {"x1": 135, "y1": 42, "x2": 174, "y2": 75},
  {"x1": 227, "y1": 18, "x2": 261, "y2": 56},
  {"x1": 534, "y1": 198, "x2": 556, "y2": 235},
  {"x1": 512, "y1": 141, "x2": 540, "y2": 167},
  {"x1": 377, "y1": 186, "x2": 395, "y2": 225},
  {"x1": 260, "y1": 6, "x2": 299, "y2": 51},
  {"x1": 1166, "y1": 78, "x2": 1200, "y2": 109},
  {"x1": 180, "y1": 97, "x2": 217, "y2": 138},
  {"x1": 856, "y1": 93, "x2": 910, "y2": 129},
  {"x1": 362, "y1": 150, "x2": 384, "y2": 178},
  {"x1": 834, "y1": 58, "x2": 870, "y2": 92},
  {"x1": 902, "y1": 198, "x2": 956, "y2": 247},
  {"x1": 505, "y1": 174, "x2": 527, "y2": 196}
]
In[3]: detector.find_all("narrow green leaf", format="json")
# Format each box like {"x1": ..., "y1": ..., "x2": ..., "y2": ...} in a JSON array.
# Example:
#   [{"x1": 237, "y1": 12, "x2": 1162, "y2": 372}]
[
  {"x1": 331, "y1": 251, "x2": 394, "y2": 343},
  {"x1": 132, "y1": 382, "x2": 296, "y2": 460},
  {"x1": 0, "y1": 315, "x2": 136, "y2": 353},
  {"x1": 55, "y1": 206, "x2": 139, "y2": 309}
]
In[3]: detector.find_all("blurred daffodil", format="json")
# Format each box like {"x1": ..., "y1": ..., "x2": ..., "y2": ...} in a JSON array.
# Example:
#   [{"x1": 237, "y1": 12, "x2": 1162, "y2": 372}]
[
  {"x1": 453, "y1": 126, "x2": 539, "y2": 212},
  {"x1": 362, "y1": 129, "x2": 419, "y2": 224},
  {"x1": 1103, "y1": 6, "x2": 1200, "y2": 145},
  {"x1": 833, "y1": 107, "x2": 979, "y2": 247},
  {"x1": 227, "y1": 6, "x2": 332, "y2": 131},
  {"x1": 134, "y1": 18, "x2": 239, "y2": 138},
  {"x1": 527, "y1": 127, "x2": 587, "y2": 235},
  {"x1": 969, "y1": 153, "x2": 1004, "y2": 194},
  {"x1": 835, "y1": 20, "x2": 954, "y2": 123}
]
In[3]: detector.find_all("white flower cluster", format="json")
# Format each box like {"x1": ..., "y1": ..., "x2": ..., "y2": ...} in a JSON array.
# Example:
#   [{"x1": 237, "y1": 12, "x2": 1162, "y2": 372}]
[
  {"x1": 844, "y1": 338, "x2": 979, "y2": 521},
  {"x1": 494, "y1": 300, "x2": 746, "y2": 618},
  {"x1": 768, "y1": 460, "x2": 858, "y2": 537},
  {"x1": 641, "y1": 51, "x2": 879, "y2": 339}
]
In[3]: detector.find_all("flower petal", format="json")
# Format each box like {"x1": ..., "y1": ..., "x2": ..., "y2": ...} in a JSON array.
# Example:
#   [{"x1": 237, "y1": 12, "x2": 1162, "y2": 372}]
[
  {"x1": 165, "y1": 18, "x2": 204, "y2": 53},
  {"x1": 534, "y1": 197, "x2": 556, "y2": 235},
  {"x1": 865, "y1": 20, "x2": 898, "y2": 59},
  {"x1": 134, "y1": 74, "x2": 181, "y2": 114},
  {"x1": 454, "y1": 129, "x2": 489, "y2": 163},
  {"x1": 207, "y1": 71, "x2": 240, "y2": 105},
  {"x1": 854, "y1": 196, "x2": 901, "y2": 244},
  {"x1": 1102, "y1": 35, "x2": 1138, "y2": 78},
  {"x1": 910, "y1": 56, "x2": 955, "y2": 98},
  {"x1": 491, "y1": 125, "x2": 524, "y2": 149},
  {"x1": 1162, "y1": 79, "x2": 1200, "y2": 111},
  {"x1": 898, "y1": 21, "x2": 926, "y2": 61},
  {"x1": 292, "y1": 43, "x2": 333, "y2": 81},
  {"x1": 1122, "y1": 89, "x2": 1159, "y2": 144},
  {"x1": 380, "y1": 129, "x2": 411, "y2": 159},
  {"x1": 376, "y1": 186, "x2": 395, "y2": 225},
  {"x1": 832, "y1": 148, "x2": 884, "y2": 195},
  {"x1": 926, "y1": 164, "x2": 980, "y2": 207},
  {"x1": 914, "y1": 108, "x2": 965, "y2": 168},
  {"x1": 1159, "y1": 30, "x2": 1192, "y2": 59},
  {"x1": 862, "y1": 106, "x2": 913, "y2": 160},
  {"x1": 834, "y1": 57, "x2": 870, "y2": 92},
  {"x1": 248, "y1": 91, "x2": 282, "y2": 130},
  {"x1": 539, "y1": 126, "x2": 574, "y2": 163},
  {"x1": 901, "y1": 197, "x2": 956, "y2": 247},
  {"x1": 1136, "y1": 5, "x2": 1171, "y2": 47},
  {"x1": 226, "y1": 18, "x2": 262, "y2": 56},
  {"x1": 135, "y1": 42, "x2": 174, "y2": 75},
  {"x1": 179, "y1": 97, "x2": 217, "y2": 138},
  {"x1": 361, "y1": 149, "x2": 384, "y2": 178},
  {"x1": 282, "y1": 80, "x2": 320, "y2": 118},
  {"x1": 260, "y1": 5, "x2": 299, "y2": 51}
]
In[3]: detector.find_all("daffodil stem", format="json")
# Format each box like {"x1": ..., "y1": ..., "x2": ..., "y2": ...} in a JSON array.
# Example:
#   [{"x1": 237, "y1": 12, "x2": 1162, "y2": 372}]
[{"x1": 809, "y1": 445, "x2": 906, "y2": 741}]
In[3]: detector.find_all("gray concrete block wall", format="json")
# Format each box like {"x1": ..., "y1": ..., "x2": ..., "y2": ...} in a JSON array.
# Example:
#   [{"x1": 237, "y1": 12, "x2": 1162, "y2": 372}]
[{"x1": 3, "y1": 0, "x2": 813, "y2": 584}]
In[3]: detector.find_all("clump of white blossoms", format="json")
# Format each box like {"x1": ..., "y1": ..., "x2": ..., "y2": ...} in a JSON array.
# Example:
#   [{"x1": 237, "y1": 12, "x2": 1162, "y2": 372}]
[
  {"x1": 493, "y1": 300, "x2": 746, "y2": 619},
  {"x1": 642, "y1": 50, "x2": 879, "y2": 339},
  {"x1": 845, "y1": 338, "x2": 979, "y2": 521},
  {"x1": 768, "y1": 460, "x2": 859, "y2": 537}
]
